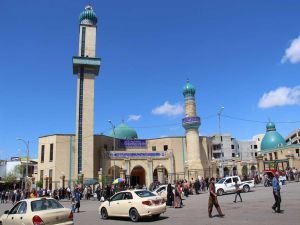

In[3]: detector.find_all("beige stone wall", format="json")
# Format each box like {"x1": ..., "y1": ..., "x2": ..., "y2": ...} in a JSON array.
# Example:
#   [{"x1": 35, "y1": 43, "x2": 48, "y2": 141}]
[
  {"x1": 38, "y1": 135, "x2": 74, "y2": 189},
  {"x1": 185, "y1": 99, "x2": 197, "y2": 117},
  {"x1": 78, "y1": 25, "x2": 96, "y2": 57},
  {"x1": 75, "y1": 74, "x2": 96, "y2": 179}
]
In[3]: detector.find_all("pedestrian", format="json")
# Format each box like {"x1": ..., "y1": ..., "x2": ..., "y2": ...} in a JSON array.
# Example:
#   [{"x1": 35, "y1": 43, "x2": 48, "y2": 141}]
[
  {"x1": 272, "y1": 171, "x2": 281, "y2": 213},
  {"x1": 74, "y1": 188, "x2": 81, "y2": 213},
  {"x1": 208, "y1": 177, "x2": 225, "y2": 218},
  {"x1": 233, "y1": 180, "x2": 242, "y2": 203},
  {"x1": 166, "y1": 183, "x2": 174, "y2": 206},
  {"x1": 173, "y1": 182, "x2": 182, "y2": 208}
]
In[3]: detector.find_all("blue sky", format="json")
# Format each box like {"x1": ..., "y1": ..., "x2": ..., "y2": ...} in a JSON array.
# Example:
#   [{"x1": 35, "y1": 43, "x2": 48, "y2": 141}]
[{"x1": 1, "y1": 0, "x2": 300, "y2": 159}]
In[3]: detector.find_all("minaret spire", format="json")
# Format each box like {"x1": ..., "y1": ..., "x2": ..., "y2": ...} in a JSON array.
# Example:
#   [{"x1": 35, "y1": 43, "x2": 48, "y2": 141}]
[
  {"x1": 72, "y1": 5, "x2": 101, "y2": 179},
  {"x1": 182, "y1": 80, "x2": 203, "y2": 178}
]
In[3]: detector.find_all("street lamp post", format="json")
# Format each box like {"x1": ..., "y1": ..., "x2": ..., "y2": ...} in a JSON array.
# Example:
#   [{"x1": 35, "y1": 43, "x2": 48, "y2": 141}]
[
  {"x1": 108, "y1": 120, "x2": 116, "y2": 181},
  {"x1": 17, "y1": 138, "x2": 30, "y2": 190},
  {"x1": 217, "y1": 107, "x2": 225, "y2": 178}
]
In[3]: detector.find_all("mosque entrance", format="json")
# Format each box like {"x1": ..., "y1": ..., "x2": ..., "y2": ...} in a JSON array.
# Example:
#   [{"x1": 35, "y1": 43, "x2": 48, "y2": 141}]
[{"x1": 130, "y1": 166, "x2": 145, "y2": 188}]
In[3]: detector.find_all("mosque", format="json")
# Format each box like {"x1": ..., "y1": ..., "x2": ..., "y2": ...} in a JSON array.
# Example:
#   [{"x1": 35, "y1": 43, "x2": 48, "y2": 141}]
[{"x1": 36, "y1": 6, "x2": 300, "y2": 190}]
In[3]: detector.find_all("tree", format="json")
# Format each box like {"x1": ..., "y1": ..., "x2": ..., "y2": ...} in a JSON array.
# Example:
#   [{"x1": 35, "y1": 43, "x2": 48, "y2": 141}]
[
  {"x1": 4, "y1": 172, "x2": 17, "y2": 185},
  {"x1": 36, "y1": 180, "x2": 43, "y2": 189}
]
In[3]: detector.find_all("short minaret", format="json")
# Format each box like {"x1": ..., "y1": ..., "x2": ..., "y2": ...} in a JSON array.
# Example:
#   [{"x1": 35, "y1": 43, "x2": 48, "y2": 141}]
[
  {"x1": 182, "y1": 80, "x2": 202, "y2": 176},
  {"x1": 72, "y1": 5, "x2": 101, "y2": 179}
]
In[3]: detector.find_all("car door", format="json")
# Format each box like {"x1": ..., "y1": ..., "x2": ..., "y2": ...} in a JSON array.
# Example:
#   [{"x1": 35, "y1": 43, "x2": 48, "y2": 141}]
[
  {"x1": 13, "y1": 201, "x2": 28, "y2": 224},
  {"x1": 224, "y1": 178, "x2": 235, "y2": 192},
  {"x1": 108, "y1": 193, "x2": 124, "y2": 216},
  {"x1": 119, "y1": 192, "x2": 133, "y2": 216},
  {"x1": 3, "y1": 201, "x2": 22, "y2": 225}
]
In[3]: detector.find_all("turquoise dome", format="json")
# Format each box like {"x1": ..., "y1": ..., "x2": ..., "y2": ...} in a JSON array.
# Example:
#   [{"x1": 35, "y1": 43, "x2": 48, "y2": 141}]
[
  {"x1": 261, "y1": 122, "x2": 286, "y2": 151},
  {"x1": 110, "y1": 123, "x2": 138, "y2": 139},
  {"x1": 79, "y1": 5, "x2": 97, "y2": 25},
  {"x1": 183, "y1": 80, "x2": 196, "y2": 97}
]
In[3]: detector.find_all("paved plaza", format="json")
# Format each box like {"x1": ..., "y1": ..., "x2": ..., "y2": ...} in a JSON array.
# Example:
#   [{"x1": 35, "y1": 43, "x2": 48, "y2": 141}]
[{"x1": 0, "y1": 182, "x2": 299, "y2": 225}]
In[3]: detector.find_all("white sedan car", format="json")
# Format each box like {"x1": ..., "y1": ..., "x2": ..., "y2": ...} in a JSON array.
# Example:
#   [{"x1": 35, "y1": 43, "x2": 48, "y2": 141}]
[
  {"x1": 152, "y1": 185, "x2": 175, "y2": 200},
  {"x1": 99, "y1": 190, "x2": 166, "y2": 222},
  {"x1": 0, "y1": 197, "x2": 73, "y2": 225}
]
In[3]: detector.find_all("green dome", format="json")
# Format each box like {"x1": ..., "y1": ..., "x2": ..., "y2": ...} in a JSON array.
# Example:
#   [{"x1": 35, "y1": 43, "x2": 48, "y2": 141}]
[
  {"x1": 110, "y1": 123, "x2": 138, "y2": 139},
  {"x1": 183, "y1": 80, "x2": 196, "y2": 97},
  {"x1": 261, "y1": 122, "x2": 286, "y2": 151},
  {"x1": 79, "y1": 5, "x2": 97, "y2": 25}
]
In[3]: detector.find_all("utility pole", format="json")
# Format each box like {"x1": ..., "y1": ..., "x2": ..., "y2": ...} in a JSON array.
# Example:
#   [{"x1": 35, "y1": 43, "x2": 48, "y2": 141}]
[
  {"x1": 16, "y1": 138, "x2": 29, "y2": 190},
  {"x1": 108, "y1": 120, "x2": 116, "y2": 181},
  {"x1": 217, "y1": 107, "x2": 225, "y2": 177}
]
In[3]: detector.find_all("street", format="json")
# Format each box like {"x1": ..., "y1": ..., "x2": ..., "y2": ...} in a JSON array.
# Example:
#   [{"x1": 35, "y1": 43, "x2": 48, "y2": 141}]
[{"x1": 0, "y1": 182, "x2": 299, "y2": 225}]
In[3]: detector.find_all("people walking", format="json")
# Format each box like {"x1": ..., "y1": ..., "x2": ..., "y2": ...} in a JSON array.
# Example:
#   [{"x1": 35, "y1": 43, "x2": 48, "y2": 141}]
[
  {"x1": 233, "y1": 180, "x2": 242, "y2": 203},
  {"x1": 272, "y1": 171, "x2": 281, "y2": 213},
  {"x1": 166, "y1": 183, "x2": 174, "y2": 206},
  {"x1": 74, "y1": 188, "x2": 81, "y2": 213},
  {"x1": 208, "y1": 177, "x2": 225, "y2": 218},
  {"x1": 174, "y1": 182, "x2": 182, "y2": 208}
]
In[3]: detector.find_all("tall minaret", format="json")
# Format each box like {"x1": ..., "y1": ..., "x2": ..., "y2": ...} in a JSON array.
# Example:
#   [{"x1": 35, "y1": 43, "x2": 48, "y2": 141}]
[
  {"x1": 72, "y1": 5, "x2": 101, "y2": 179},
  {"x1": 182, "y1": 80, "x2": 202, "y2": 177}
]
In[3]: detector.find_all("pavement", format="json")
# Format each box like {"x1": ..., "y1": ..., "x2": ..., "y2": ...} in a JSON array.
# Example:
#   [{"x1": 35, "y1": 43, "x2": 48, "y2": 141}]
[{"x1": 0, "y1": 182, "x2": 299, "y2": 225}]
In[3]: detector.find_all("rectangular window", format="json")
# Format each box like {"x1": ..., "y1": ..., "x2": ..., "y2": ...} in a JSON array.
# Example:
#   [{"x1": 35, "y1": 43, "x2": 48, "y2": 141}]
[
  {"x1": 41, "y1": 145, "x2": 45, "y2": 163},
  {"x1": 255, "y1": 152, "x2": 257, "y2": 157},
  {"x1": 254, "y1": 145, "x2": 258, "y2": 149},
  {"x1": 40, "y1": 170, "x2": 44, "y2": 185},
  {"x1": 220, "y1": 136, "x2": 223, "y2": 142},
  {"x1": 274, "y1": 152, "x2": 278, "y2": 160},
  {"x1": 231, "y1": 145, "x2": 234, "y2": 150},
  {"x1": 163, "y1": 145, "x2": 168, "y2": 151},
  {"x1": 49, "y1": 144, "x2": 53, "y2": 162},
  {"x1": 269, "y1": 153, "x2": 273, "y2": 160},
  {"x1": 49, "y1": 169, "x2": 53, "y2": 190},
  {"x1": 232, "y1": 153, "x2": 235, "y2": 157},
  {"x1": 152, "y1": 146, "x2": 156, "y2": 151},
  {"x1": 104, "y1": 144, "x2": 108, "y2": 151}
]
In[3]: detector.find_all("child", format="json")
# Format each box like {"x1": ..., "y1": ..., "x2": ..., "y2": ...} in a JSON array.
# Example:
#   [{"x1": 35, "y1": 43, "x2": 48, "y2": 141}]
[{"x1": 71, "y1": 197, "x2": 76, "y2": 213}]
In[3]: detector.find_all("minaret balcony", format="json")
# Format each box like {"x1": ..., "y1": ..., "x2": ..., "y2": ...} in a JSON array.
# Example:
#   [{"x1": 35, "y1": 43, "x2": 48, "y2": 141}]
[
  {"x1": 73, "y1": 56, "x2": 101, "y2": 75},
  {"x1": 182, "y1": 116, "x2": 201, "y2": 130}
]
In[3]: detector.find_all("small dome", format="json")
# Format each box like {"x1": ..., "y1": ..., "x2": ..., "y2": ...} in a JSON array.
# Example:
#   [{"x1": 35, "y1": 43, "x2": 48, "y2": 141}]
[
  {"x1": 266, "y1": 122, "x2": 276, "y2": 131},
  {"x1": 183, "y1": 80, "x2": 196, "y2": 97},
  {"x1": 79, "y1": 5, "x2": 98, "y2": 25},
  {"x1": 109, "y1": 123, "x2": 138, "y2": 139},
  {"x1": 261, "y1": 122, "x2": 286, "y2": 151}
]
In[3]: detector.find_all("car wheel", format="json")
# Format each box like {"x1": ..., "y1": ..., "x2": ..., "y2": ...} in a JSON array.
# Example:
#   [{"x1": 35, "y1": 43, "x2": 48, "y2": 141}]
[
  {"x1": 152, "y1": 214, "x2": 160, "y2": 220},
  {"x1": 217, "y1": 189, "x2": 224, "y2": 196},
  {"x1": 130, "y1": 208, "x2": 140, "y2": 222},
  {"x1": 243, "y1": 185, "x2": 250, "y2": 193},
  {"x1": 101, "y1": 207, "x2": 108, "y2": 220}
]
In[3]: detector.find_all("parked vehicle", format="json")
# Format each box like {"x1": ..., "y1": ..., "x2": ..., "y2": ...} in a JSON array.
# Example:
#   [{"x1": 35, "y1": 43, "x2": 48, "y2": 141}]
[
  {"x1": 99, "y1": 190, "x2": 166, "y2": 222},
  {"x1": 215, "y1": 176, "x2": 255, "y2": 196},
  {"x1": 0, "y1": 197, "x2": 74, "y2": 225},
  {"x1": 152, "y1": 184, "x2": 175, "y2": 200}
]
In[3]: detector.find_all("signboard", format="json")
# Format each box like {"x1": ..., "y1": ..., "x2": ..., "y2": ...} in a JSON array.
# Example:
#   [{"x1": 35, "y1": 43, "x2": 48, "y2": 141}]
[
  {"x1": 106, "y1": 151, "x2": 168, "y2": 159},
  {"x1": 119, "y1": 140, "x2": 147, "y2": 148},
  {"x1": 182, "y1": 116, "x2": 201, "y2": 124}
]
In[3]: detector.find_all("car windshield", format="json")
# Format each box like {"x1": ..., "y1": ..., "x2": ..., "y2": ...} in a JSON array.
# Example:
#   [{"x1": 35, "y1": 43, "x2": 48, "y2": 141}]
[
  {"x1": 31, "y1": 199, "x2": 64, "y2": 212},
  {"x1": 217, "y1": 178, "x2": 226, "y2": 184},
  {"x1": 135, "y1": 190, "x2": 156, "y2": 198}
]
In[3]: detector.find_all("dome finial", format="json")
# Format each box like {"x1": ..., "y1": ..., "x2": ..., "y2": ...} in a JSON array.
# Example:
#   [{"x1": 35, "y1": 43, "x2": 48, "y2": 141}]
[
  {"x1": 79, "y1": 4, "x2": 98, "y2": 25},
  {"x1": 183, "y1": 79, "x2": 196, "y2": 97}
]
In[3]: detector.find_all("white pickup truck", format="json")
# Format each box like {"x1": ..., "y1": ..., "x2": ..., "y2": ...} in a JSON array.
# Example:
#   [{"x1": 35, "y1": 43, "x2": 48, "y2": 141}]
[{"x1": 215, "y1": 176, "x2": 255, "y2": 196}]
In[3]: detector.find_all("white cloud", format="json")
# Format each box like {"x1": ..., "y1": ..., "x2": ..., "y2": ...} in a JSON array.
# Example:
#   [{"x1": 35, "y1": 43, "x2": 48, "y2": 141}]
[
  {"x1": 152, "y1": 101, "x2": 184, "y2": 116},
  {"x1": 258, "y1": 86, "x2": 300, "y2": 108},
  {"x1": 128, "y1": 114, "x2": 141, "y2": 121},
  {"x1": 281, "y1": 35, "x2": 300, "y2": 64}
]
